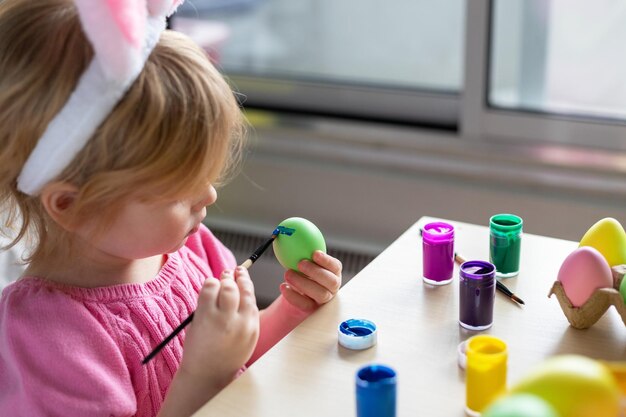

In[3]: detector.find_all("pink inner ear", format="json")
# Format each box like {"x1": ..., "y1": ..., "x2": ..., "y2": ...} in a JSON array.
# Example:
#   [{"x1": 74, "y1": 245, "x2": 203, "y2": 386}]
[{"x1": 105, "y1": 0, "x2": 147, "y2": 48}]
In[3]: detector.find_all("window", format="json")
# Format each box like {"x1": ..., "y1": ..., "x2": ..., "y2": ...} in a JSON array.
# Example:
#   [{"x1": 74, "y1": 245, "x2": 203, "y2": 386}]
[
  {"x1": 172, "y1": 0, "x2": 465, "y2": 126},
  {"x1": 490, "y1": 0, "x2": 626, "y2": 121},
  {"x1": 174, "y1": 0, "x2": 626, "y2": 151}
]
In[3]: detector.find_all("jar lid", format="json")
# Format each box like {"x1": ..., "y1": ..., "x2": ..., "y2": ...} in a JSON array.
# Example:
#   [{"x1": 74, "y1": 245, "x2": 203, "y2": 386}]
[
  {"x1": 489, "y1": 214, "x2": 523, "y2": 235},
  {"x1": 460, "y1": 260, "x2": 496, "y2": 281},
  {"x1": 422, "y1": 221, "x2": 455, "y2": 243},
  {"x1": 458, "y1": 340, "x2": 467, "y2": 370},
  {"x1": 338, "y1": 318, "x2": 377, "y2": 350}
]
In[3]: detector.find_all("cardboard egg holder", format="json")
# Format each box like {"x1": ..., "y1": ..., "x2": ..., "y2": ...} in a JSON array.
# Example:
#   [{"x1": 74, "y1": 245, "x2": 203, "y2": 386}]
[{"x1": 549, "y1": 265, "x2": 626, "y2": 329}]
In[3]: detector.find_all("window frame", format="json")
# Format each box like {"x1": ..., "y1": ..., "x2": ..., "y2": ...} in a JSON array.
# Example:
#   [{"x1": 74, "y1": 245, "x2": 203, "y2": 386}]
[
  {"x1": 461, "y1": 0, "x2": 626, "y2": 151},
  {"x1": 228, "y1": 74, "x2": 459, "y2": 127}
]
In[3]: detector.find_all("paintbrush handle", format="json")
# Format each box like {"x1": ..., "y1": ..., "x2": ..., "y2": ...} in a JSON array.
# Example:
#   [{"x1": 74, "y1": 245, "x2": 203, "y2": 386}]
[
  {"x1": 496, "y1": 281, "x2": 525, "y2": 305},
  {"x1": 496, "y1": 280, "x2": 513, "y2": 296},
  {"x1": 142, "y1": 312, "x2": 194, "y2": 364},
  {"x1": 142, "y1": 234, "x2": 277, "y2": 365},
  {"x1": 454, "y1": 253, "x2": 466, "y2": 264},
  {"x1": 240, "y1": 258, "x2": 253, "y2": 269},
  {"x1": 246, "y1": 235, "x2": 276, "y2": 266}
]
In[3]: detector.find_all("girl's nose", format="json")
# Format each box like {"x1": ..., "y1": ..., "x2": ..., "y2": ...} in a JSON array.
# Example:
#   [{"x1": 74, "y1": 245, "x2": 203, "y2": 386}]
[{"x1": 193, "y1": 185, "x2": 217, "y2": 211}]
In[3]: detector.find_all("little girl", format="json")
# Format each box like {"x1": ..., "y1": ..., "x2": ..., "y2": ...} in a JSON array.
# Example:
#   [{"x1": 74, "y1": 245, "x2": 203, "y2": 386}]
[{"x1": 0, "y1": 1, "x2": 342, "y2": 417}]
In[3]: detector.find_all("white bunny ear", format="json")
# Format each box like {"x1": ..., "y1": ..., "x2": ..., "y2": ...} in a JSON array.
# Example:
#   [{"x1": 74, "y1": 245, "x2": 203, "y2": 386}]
[
  {"x1": 17, "y1": 0, "x2": 187, "y2": 195},
  {"x1": 147, "y1": 0, "x2": 184, "y2": 17},
  {"x1": 74, "y1": 0, "x2": 147, "y2": 81}
]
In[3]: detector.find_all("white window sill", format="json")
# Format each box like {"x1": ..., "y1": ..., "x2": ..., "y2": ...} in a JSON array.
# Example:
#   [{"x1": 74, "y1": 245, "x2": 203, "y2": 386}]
[{"x1": 246, "y1": 111, "x2": 626, "y2": 203}]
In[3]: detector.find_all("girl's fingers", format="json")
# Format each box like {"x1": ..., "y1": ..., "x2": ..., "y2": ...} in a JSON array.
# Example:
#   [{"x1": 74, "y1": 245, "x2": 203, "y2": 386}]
[
  {"x1": 220, "y1": 269, "x2": 234, "y2": 280},
  {"x1": 284, "y1": 269, "x2": 333, "y2": 305},
  {"x1": 279, "y1": 283, "x2": 317, "y2": 312},
  {"x1": 312, "y1": 251, "x2": 342, "y2": 275},
  {"x1": 196, "y1": 277, "x2": 220, "y2": 313},
  {"x1": 234, "y1": 266, "x2": 257, "y2": 313},
  {"x1": 296, "y1": 260, "x2": 341, "y2": 293},
  {"x1": 217, "y1": 270, "x2": 239, "y2": 312}
]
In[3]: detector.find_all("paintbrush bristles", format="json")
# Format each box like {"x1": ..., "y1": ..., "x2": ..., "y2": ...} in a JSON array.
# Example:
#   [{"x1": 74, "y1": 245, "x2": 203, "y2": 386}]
[
  {"x1": 274, "y1": 225, "x2": 296, "y2": 236},
  {"x1": 511, "y1": 294, "x2": 525, "y2": 305}
]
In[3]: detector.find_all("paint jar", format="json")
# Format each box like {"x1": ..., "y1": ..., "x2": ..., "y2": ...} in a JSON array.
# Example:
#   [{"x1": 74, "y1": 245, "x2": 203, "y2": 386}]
[
  {"x1": 356, "y1": 364, "x2": 397, "y2": 417},
  {"x1": 489, "y1": 214, "x2": 523, "y2": 278},
  {"x1": 459, "y1": 260, "x2": 496, "y2": 331},
  {"x1": 422, "y1": 221, "x2": 455, "y2": 285},
  {"x1": 465, "y1": 335, "x2": 508, "y2": 416}
]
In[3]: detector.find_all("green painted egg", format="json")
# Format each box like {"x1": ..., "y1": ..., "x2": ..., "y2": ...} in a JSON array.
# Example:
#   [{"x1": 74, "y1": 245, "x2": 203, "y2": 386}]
[
  {"x1": 482, "y1": 394, "x2": 559, "y2": 417},
  {"x1": 620, "y1": 276, "x2": 626, "y2": 304},
  {"x1": 273, "y1": 217, "x2": 326, "y2": 272}
]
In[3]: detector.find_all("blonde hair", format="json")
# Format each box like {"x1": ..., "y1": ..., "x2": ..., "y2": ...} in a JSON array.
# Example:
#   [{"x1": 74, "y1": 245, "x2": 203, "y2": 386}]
[{"x1": 0, "y1": 0, "x2": 246, "y2": 262}]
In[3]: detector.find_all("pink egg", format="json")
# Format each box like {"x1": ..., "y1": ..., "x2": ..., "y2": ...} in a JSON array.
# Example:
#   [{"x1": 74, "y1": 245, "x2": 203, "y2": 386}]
[{"x1": 557, "y1": 247, "x2": 613, "y2": 307}]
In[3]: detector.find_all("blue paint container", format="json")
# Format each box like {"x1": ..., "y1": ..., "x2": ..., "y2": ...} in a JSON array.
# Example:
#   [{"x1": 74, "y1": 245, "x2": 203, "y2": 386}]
[
  {"x1": 356, "y1": 364, "x2": 397, "y2": 417},
  {"x1": 338, "y1": 319, "x2": 377, "y2": 350}
]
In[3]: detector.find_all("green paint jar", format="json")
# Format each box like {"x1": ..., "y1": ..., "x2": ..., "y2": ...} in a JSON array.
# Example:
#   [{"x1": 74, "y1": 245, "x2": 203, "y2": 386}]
[{"x1": 489, "y1": 214, "x2": 523, "y2": 278}]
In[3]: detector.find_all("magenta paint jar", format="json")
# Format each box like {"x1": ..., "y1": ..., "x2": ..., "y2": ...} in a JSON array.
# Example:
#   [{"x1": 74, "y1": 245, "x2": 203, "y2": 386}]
[{"x1": 422, "y1": 222, "x2": 455, "y2": 285}]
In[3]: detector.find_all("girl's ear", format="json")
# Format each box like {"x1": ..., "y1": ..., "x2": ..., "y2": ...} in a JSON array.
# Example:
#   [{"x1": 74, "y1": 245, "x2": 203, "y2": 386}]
[{"x1": 39, "y1": 182, "x2": 80, "y2": 232}]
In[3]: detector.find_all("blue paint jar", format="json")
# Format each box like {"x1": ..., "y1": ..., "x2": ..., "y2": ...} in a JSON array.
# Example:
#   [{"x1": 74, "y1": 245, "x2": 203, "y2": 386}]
[{"x1": 356, "y1": 364, "x2": 397, "y2": 417}]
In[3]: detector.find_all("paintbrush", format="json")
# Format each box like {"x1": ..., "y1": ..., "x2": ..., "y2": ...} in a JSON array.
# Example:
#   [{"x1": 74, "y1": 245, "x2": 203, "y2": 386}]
[
  {"x1": 142, "y1": 225, "x2": 296, "y2": 365},
  {"x1": 454, "y1": 253, "x2": 525, "y2": 305}
]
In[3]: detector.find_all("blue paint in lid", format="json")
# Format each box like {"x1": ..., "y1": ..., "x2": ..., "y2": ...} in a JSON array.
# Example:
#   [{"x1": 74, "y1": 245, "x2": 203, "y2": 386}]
[{"x1": 338, "y1": 319, "x2": 377, "y2": 350}]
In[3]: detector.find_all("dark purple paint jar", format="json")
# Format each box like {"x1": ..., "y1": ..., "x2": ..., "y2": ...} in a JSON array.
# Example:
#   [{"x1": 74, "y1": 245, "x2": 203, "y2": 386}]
[{"x1": 459, "y1": 260, "x2": 496, "y2": 331}]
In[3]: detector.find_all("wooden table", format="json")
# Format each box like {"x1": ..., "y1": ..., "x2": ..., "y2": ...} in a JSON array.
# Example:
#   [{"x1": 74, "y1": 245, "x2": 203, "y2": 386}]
[{"x1": 194, "y1": 217, "x2": 626, "y2": 416}]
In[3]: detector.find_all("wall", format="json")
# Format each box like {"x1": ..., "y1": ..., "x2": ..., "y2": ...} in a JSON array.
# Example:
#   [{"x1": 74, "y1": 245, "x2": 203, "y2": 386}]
[
  {"x1": 205, "y1": 113, "x2": 626, "y2": 301},
  {"x1": 207, "y1": 113, "x2": 626, "y2": 250}
]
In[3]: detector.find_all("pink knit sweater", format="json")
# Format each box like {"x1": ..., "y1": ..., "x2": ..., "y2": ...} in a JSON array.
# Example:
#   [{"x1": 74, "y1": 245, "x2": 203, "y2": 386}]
[{"x1": 0, "y1": 225, "x2": 310, "y2": 417}]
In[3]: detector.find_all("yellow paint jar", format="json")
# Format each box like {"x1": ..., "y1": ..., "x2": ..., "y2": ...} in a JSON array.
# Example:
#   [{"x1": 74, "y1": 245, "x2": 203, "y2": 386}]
[{"x1": 465, "y1": 335, "x2": 508, "y2": 416}]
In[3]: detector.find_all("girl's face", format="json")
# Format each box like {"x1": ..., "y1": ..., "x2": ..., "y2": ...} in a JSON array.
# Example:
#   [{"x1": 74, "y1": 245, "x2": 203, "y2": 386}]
[{"x1": 78, "y1": 185, "x2": 217, "y2": 260}]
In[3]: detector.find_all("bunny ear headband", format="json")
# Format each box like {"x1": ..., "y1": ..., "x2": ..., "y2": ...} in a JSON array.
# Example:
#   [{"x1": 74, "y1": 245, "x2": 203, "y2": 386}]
[{"x1": 17, "y1": 0, "x2": 184, "y2": 196}]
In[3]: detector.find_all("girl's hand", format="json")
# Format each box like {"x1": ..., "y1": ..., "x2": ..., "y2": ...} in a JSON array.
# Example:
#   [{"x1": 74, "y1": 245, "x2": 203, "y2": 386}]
[
  {"x1": 159, "y1": 268, "x2": 259, "y2": 417},
  {"x1": 280, "y1": 250, "x2": 342, "y2": 312},
  {"x1": 179, "y1": 267, "x2": 259, "y2": 389}
]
